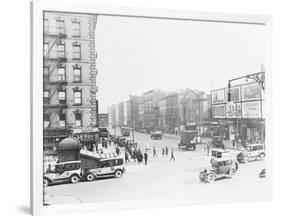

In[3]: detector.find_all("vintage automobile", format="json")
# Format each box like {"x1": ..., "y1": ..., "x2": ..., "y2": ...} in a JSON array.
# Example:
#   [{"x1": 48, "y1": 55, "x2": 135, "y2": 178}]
[
  {"x1": 199, "y1": 157, "x2": 238, "y2": 183},
  {"x1": 43, "y1": 161, "x2": 82, "y2": 187},
  {"x1": 83, "y1": 156, "x2": 125, "y2": 181},
  {"x1": 211, "y1": 148, "x2": 231, "y2": 158},
  {"x1": 211, "y1": 136, "x2": 225, "y2": 149},
  {"x1": 236, "y1": 143, "x2": 265, "y2": 163},
  {"x1": 150, "y1": 131, "x2": 162, "y2": 139}
]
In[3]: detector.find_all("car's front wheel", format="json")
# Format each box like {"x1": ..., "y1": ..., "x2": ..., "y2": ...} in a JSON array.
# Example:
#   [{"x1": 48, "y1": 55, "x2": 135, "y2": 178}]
[
  {"x1": 243, "y1": 156, "x2": 249, "y2": 163},
  {"x1": 114, "y1": 170, "x2": 123, "y2": 178},
  {"x1": 228, "y1": 169, "x2": 236, "y2": 178},
  {"x1": 86, "y1": 173, "x2": 95, "y2": 182},
  {"x1": 199, "y1": 172, "x2": 204, "y2": 181},
  {"x1": 259, "y1": 153, "x2": 265, "y2": 161},
  {"x1": 207, "y1": 174, "x2": 215, "y2": 183},
  {"x1": 43, "y1": 178, "x2": 49, "y2": 187},
  {"x1": 70, "y1": 175, "x2": 80, "y2": 184}
]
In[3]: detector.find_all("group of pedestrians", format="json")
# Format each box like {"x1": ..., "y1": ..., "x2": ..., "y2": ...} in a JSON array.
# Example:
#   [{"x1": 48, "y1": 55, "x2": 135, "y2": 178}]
[{"x1": 124, "y1": 144, "x2": 176, "y2": 165}]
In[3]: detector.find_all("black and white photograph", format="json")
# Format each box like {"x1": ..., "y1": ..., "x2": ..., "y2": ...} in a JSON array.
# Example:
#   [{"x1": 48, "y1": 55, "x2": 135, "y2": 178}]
[{"x1": 41, "y1": 9, "x2": 270, "y2": 207}]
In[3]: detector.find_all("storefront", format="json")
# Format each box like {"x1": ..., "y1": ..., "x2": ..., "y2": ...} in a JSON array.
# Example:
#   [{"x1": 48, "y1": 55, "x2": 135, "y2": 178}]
[{"x1": 210, "y1": 82, "x2": 265, "y2": 144}]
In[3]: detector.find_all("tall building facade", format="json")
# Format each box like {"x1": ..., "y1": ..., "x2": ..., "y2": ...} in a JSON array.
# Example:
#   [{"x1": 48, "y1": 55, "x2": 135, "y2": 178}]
[{"x1": 43, "y1": 12, "x2": 98, "y2": 131}]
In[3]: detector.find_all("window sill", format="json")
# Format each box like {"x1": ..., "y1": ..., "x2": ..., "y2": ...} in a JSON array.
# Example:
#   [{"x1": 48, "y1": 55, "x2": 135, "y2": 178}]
[
  {"x1": 73, "y1": 103, "x2": 82, "y2": 106},
  {"x1": 72, "y1": 58, "x2": 81, "y2": 60}
]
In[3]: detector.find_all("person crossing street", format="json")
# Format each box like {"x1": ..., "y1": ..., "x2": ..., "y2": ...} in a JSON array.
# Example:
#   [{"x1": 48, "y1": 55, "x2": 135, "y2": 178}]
[{"x1": 170, "y1": 148, "x2": 175, "y2": 161}]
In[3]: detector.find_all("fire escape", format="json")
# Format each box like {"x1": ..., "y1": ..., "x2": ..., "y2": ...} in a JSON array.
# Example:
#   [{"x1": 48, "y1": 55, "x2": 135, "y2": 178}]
[{"x1": 43, "y1": 25, "x2": 68, "y2": 128}]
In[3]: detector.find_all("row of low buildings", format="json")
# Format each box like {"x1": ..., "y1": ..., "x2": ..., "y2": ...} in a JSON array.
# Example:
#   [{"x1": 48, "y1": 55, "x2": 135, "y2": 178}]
[{"x1": 108, "y1": 81, "x2": 265, "y2": 143}]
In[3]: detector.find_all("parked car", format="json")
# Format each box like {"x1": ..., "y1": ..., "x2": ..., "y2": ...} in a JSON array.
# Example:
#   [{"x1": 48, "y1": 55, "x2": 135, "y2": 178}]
[
  {"x1": 211, "y1": 136, "x2": 225, "y2": 149},
  {"x1": 236, "y1": 144, "x2": 265, "y2": 163},
  {"x1": 83, "y1": 156, "x2": 125, "y2": 181},
  {"x1": 199, "y1": 157, "x2": 238, "y2": 183},
  {"x1": 150, "y1": 131, "x2": 162, "y2": 139},
  {"x1": 43, "y1": 161, "x2": 82, "y2": 187}
]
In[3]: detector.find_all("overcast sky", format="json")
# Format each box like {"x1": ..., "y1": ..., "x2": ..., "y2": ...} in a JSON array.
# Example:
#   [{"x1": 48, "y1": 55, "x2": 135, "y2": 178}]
[{"x1": 95, "y1": 15, "x2": 266, "y2": 113}]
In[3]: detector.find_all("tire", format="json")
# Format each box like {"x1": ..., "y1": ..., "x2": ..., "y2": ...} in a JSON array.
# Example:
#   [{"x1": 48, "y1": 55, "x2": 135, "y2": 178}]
[
  {"x1": 228, "y1": 169, "x2": 236, "y2": 178},
  {"x1": 207, "y1": 174, "x2": 215, "y2": 183},
  {"x1": 243, "y1": 156, "x2": 249, "y2": 163},
  {"x1": 70, "y1": 175, "x2": 80, "y2": 184},
  {"x1": 259, "y1": 153, "x2": 265, "y2": 161},
  {"x1": 43, "y1": 178, "x2": 49, "y2": 187},
  {"x1": 199, "y1": 172, "x2": 204, "y2": 181},
  {"x1": 86, "y1": 173, "x2": 95, "y2": 182},
  {"x1": 114, "y1": 170, "x2": 123, "y2": 178}
]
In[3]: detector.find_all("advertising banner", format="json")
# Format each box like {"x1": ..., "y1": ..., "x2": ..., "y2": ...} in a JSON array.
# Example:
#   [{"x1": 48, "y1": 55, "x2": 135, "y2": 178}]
[
  {"x1": 242, "y1": 101, "x2": 262, "y2": 118},
  {"x1": 241, "y1": 83, "x2": 261, "y2": 101},
  {"x1": 212, "y1": 104, "x2": 225, "y2": 118},
  {"x1": 225, "y1": 87, "x2": 240, "y2": 101},
  {"x1": 226, "y1": 102, "x2": 242, "y2": 118},
  {"x1": 212, "y1": 89, "x2": 225, "y2": 104}
]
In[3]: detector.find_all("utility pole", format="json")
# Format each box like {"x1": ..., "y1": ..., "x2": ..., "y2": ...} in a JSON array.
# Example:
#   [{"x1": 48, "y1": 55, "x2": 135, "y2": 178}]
[{"x1": 130, "y1": 95, "x2": 135, "y2": 146}]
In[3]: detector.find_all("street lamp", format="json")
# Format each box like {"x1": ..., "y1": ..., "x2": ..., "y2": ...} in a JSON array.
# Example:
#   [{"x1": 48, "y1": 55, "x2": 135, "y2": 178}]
[{"x1": 130, "y1": 95, "x2": 135, "y2": 146}]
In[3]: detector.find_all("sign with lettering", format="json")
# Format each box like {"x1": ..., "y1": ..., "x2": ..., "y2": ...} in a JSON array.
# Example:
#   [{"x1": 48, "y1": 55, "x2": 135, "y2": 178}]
[
  {"x1": 212, "y1": 90, "x2": 225, "y2": 104},
  {"x1": 212, "y1": 104, "x2": 225, "y2": 118},
  {"x1": 242, "y1": 101, "x2": 262, "y2": 118},
  {"x1": 226, "y1": 102, "x2": 242, "y2": 118},
  {"x1": 241, "y1": 83, "x2": 261, "y2": 101}
]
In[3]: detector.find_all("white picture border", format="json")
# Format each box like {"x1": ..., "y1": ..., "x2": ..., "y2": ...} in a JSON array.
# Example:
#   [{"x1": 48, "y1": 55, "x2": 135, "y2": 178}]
[{"x1": 31, "y1": 0, "x2": 272, "y2": 215}]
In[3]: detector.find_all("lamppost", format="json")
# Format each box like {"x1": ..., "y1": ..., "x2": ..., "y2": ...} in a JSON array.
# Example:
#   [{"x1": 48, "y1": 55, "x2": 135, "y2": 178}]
[
  {"x1": 227, "y1": 70, "x2": 265, "y2": 144},
  {"x1": 130, "y1": 95, "x2": 135, "y2": 146}
]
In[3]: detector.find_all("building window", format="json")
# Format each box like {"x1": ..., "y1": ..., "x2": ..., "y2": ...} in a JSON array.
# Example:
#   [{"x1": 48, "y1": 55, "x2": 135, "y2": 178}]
[
  {"x1": 44, "y1": 18, "x2": 49, "y2": 33},
  {"x1": 44, "y1": 42, "x2": 49, "y2": 56},
  {"x1": 57, "y1": 66, "x2": 66, "y2": 81},
  {"x1": 74, "y1": 112, "x2": 82, "y2": 127},
  {"x1": 43, "y1": 90, "x2": 50, "y2": 104},
  {"x1": 57, "y1": 42, "x2": 65, "y2": 58},
  {"x1": 74, "y1": 90, "x2": 82, "y2": 105},
  {"x1": 43, "y1": 113, "x2": 50, "y2": 128},
  {"x1": 56, "y1": 17, "x2": 65, "y2": 34},
  {"x1": 58, "y1": 90, "x2": 66, "y2": 104},
  {"x1": 43, "y1": 66, "x2": 49, "y2": 81},
  {"x1": 59, "y1": 112, "x2": 66, "y2": 127},
  {"x1": 72, "y1": 19, "x2": 80, "y2": 37},
  {"x1": 73, "y1": 65, "x2": 81, "y2": 82},
  {"x1": 72, "y1": 42, "x2": 81, "y2": 59}
]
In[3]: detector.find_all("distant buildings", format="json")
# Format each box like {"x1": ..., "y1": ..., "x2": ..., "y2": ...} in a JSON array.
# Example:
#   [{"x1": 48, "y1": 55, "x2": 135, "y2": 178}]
[{"x1": 108, "y1": 89, "x2": 210, "y2": 134}]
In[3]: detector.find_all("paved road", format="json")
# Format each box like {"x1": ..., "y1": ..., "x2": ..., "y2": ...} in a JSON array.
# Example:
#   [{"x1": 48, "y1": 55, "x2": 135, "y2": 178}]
[{"x1": 44, "y1": 130, "x2": 270, "y2": 205}]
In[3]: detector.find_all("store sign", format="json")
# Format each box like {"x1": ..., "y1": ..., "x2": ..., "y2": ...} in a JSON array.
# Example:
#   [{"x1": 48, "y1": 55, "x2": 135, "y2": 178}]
[
  {"x1": 212, "y1": 89, "x2": 225, "y2": 104},
  {"x1": 241, "y1": 83, "x2": 261, "y2": 101},
  {"x1": 242, "y1": 101, "x2": 262, "y2": 118},
  {"x1": 212, "y1": 104, "x2": 225, "y2": 118},
  {"x1": 226, "y1": 102, "x2": 242, "y2": 118}
]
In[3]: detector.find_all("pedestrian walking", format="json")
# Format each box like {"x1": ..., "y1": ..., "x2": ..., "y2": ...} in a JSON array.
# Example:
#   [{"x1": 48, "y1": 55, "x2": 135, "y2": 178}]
[
  {"x1": 207, "y1": 142, "x2": 210, "y2": 156},
  {"x1": 144, "y1": 151, "x2": 148, "y2": 165},
  {"x1": 165, "y1": 146, "x2": 168, "y2": 157},
  {"x1": 162, "y1": 147, "x2": 165, "y2": 157},
  {"x1": 170, "y1": 149, "x2": 175, "y2": 161},
  {"x1": 153, "y1": 146, "x2": 157, "y2": 157},
  {"x1": 125, "y1": 151, "x2": 130, "y2": 163},
  {"x1": 115, "y1": 146, "x2": 120, "y2": 155}
]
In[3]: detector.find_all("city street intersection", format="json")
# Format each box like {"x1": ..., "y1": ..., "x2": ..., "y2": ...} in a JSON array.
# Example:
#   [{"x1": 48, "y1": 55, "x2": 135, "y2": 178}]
[{"x1": 44, "y1": 131, "x2": 270, "y2": 205}]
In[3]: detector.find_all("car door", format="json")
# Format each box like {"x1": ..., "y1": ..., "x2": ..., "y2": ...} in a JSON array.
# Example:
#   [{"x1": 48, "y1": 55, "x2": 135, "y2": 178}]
[{"x1": 97, "y1": 160, "x2": 113, "y2": 176}]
